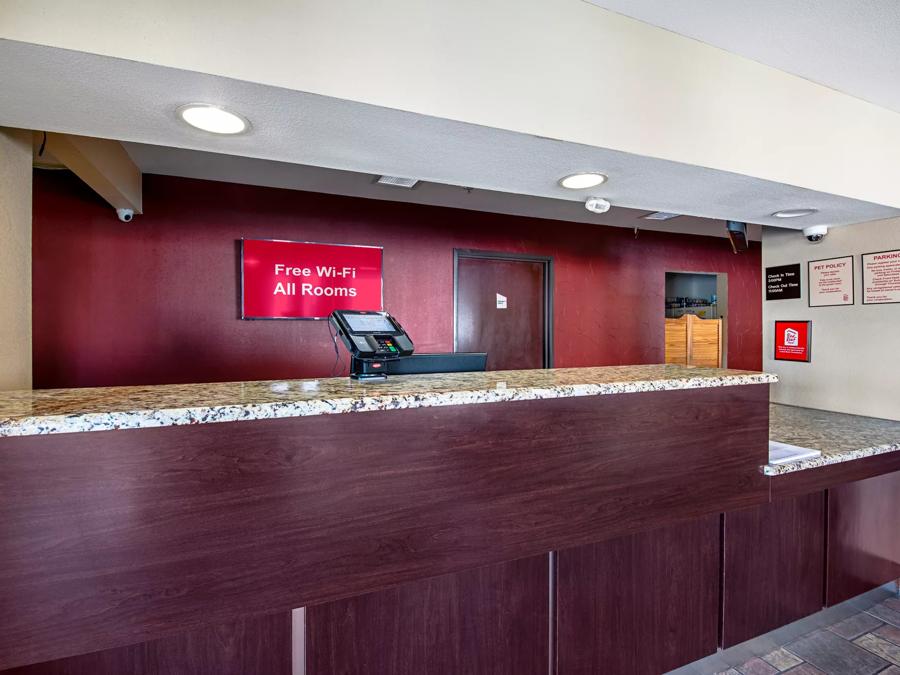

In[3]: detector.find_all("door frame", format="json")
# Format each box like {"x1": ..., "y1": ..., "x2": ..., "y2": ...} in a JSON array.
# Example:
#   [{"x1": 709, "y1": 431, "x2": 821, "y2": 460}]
[{"x1": 453, "y1": 249, "x2": 554, "y2": 368}]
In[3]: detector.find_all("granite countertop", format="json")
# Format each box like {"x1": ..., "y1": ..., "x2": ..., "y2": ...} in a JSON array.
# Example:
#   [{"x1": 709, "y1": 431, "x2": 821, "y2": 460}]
[
  {"x1": 0, "y1": 364, "x2": 775, "y2": 438},
  {"x1": 766, "y1": 403, "x2": 900, "y2": 475}
]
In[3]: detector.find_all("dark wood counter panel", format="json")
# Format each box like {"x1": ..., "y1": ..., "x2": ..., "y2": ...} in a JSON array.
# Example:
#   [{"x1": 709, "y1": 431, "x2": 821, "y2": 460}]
[
  {"x1": 827, "y1": 470, "x2": 900, "y2": 606},
  {"x1": 0, "y1": 383, "x2": 769, "y2": 670},
  {"x1": 307, "y1": 555, "x2": 550, "y2": 675},
  {"x1": 0, "y1": 614, "x2": 291, "y2": 675},
  {"x1": 557, "y1": 516, "x2": 721, "y2": 674},
  {"x1": 722, "y1": 492, "x2": 827, "y2": 647}
]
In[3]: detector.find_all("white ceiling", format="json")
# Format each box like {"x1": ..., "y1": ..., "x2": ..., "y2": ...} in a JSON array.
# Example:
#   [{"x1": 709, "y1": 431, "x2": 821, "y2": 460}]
[
  {"x1": 585, "y1": 0, "x2": 900, "y2": 114},
  {"x1": 2, "y1": 38, "x2": 898, "y2": 231}
]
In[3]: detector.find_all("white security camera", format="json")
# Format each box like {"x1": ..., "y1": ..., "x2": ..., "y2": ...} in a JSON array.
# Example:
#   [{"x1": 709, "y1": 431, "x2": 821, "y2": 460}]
[
  {"x1": 584, "y1": 196, "x2": 611, "y2": 214},
  {"x1": 802, "y1": 225, "x2": 828, "y2": 243},
  {"x1": 116, "y1": 208, "x2": 134, "y2": 223}
]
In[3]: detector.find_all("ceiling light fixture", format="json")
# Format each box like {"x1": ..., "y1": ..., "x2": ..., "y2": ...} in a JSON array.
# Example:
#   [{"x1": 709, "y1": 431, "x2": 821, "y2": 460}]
[
  {"x1": 772, "y1": 208, "x2": 818, "y2": 219},
  {"x1": 177, "y1": 104, "x2": 250, "y2": 135},
  {"x1": 559, "y1": 172, "x2": 608, "y2": 190}
]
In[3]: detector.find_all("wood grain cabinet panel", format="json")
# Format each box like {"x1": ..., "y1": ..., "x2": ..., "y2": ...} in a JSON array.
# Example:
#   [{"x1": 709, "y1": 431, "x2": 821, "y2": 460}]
[
  {"x1": 827, "y1": 470, "x2": 900, "y2": 606},
  {"x1": 0, "y1": 385, "x2": 769, "y2": 669},
  {"x1": 557, "y1": 516, "x2": 720, "y2": 675},
  {"x1": 0, "y1": 613, "x2": 291, "y2": 675},
  {"x1": 306, "y1": 555, "x2": 549, "y2": 675},
  {"x1": 722, "y1": 492, "x2": 826, "y2": 647}
]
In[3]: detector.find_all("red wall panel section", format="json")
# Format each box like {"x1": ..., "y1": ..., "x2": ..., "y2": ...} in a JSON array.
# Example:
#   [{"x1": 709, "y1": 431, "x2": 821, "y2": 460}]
[{"x1": 32, "y1": 171, "x2": 762, "y2": 388}]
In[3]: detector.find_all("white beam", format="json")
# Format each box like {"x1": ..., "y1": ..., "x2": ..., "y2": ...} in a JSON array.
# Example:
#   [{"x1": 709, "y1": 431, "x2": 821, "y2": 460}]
[{"x1": 42, "y1": 132, "x2": 142, "y2": 214}]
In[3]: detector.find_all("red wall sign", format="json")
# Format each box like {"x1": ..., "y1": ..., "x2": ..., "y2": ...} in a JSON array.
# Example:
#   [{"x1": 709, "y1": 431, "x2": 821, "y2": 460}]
[
  {"x1": 242, "y1": 239, "x2": 383, "y2": 319},
  {"x1": 774, "y1": 320, "x2": 811, "y2": 362}
]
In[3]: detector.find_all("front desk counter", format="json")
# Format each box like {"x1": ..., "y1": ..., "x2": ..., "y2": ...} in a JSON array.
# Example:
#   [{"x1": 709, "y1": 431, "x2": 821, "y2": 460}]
[
  {"x1": 719, "y1": 403, "x2": 900, "y2": 648},
  {"x1": 0, "y1": 365, "x2": 896, "y2": 675}
]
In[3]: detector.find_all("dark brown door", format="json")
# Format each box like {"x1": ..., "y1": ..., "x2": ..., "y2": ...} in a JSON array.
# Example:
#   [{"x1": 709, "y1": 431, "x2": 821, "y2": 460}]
[{"x1": 455, "y1": 253, "x2": 549, "y2": 370}]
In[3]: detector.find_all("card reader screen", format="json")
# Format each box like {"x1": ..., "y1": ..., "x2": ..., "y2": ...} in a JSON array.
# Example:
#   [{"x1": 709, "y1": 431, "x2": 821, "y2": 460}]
[{"x1": 345, "y1": 313, "x2": 396, "y2": 333}]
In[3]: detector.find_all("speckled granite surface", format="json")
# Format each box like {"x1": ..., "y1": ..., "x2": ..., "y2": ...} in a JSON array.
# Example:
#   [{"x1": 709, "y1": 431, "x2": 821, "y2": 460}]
[
  {"x1": 0, "y1": 364, "x2": 775, "y2": 437},
  {"x1": 767, "y1": 403, "x2": 900, "y2": 475}
]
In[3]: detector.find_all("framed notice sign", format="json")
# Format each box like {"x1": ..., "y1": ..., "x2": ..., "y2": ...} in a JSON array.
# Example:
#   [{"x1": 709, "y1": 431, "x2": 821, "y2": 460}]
[
  {"x1": 808, "y1": 256, "x2": 854, "y2": 307},
  {"x1": 766, "y1": 263, "x2": 801, "y2": 301},
  {"x1": 774, "y1": 320, "x2": 811, "y2": 362},
  {"x1": 862, "y1": 249, "x2": 900, "y2": 305},
  {"x1": 241, "y1": 239, "x2": 383, "y2": 319}
]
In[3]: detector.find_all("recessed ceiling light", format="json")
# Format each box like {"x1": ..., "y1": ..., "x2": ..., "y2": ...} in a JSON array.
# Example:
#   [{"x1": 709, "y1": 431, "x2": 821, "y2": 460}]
[
  {"x1": 559, "y1": 172, "x2": 608, "y2": 190},
  {"x1": 177, "y1": 104, "x2": 250, "y2": 135},
  {"x1": 772, "y1": 208, "x2": 818, "y2": 219},
  {"x1": 642, "y1": 211, "x2": 681, "y2": 221}
]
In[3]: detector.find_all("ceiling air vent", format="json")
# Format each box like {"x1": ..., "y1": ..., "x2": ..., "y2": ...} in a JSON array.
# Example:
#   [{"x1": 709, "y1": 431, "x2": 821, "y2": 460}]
[
  {"x1": 376, "y1": 175, "x2": 419, "y2": 188},
  {"x1": 641, "y1": 211, "x2": 681, "y2": 221}
]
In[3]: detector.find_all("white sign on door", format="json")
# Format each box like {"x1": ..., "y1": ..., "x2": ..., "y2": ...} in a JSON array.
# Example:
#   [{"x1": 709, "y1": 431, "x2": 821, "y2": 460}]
[{"x1": 496, "y1": 293, "x2": 507, "y2": 309}]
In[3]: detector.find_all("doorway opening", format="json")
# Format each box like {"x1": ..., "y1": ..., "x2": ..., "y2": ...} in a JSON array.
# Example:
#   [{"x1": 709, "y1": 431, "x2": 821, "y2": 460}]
[
  {"x1": 453, "y1": 250, "x2": 553, "y2": 371},
  {"x1": 664, "y1": 271, "x2": 728, "y2": 368}
]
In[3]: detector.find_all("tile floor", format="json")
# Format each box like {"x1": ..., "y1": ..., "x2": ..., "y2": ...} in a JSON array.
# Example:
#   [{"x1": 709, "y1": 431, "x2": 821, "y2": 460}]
[{"x1": 669, "y1": 584, "x2": 900, "y2": 675}]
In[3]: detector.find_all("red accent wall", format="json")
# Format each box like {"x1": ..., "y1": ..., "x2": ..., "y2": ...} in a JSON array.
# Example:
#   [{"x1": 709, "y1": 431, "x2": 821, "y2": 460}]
[{"x1": 32, "y1": 171, "x2": 762, "y2": 388}]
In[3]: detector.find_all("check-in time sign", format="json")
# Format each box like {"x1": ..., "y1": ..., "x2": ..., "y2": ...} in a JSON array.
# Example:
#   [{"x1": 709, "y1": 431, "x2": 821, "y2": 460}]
[
  {"x1": 766, "y1": 264, "x2": 801, "y2": 301},
  {"x1": 241, "y1": 239, "x2": 383, "y2": 319}
]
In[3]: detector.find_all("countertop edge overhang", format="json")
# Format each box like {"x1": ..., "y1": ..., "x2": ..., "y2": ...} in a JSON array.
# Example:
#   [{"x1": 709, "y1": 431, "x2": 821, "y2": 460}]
[
  {"x1": 764, "y1": 402, "x2": 900, "y2": 476},
  {"x1": 762, "y1": 441, "x2": 900, "y2": 476},
  {"x1": 0, "y1": 365, "x2": 777, "y2": 437}
]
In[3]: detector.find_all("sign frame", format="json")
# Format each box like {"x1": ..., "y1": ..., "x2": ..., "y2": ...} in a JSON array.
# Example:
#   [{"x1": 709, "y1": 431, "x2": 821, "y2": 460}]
[
  {"x1": 861, "y1": 248, "x2": 900, "y2": 306},
  {"x1": 240, "y1": 237, "x2": 384, "y2": 321},
  {"x1": 765, "y1": 263, "x2": 802, "y2": 301},
  {"x1": 807, "y1": 255, "x2": 854, "y2": 308},
  {"x1": 774, "y1": 320, "x2": 812, "y2": 363}
]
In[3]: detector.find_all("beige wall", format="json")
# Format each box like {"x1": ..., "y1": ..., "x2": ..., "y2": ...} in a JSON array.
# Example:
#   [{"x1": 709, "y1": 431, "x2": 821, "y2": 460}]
[
  {"x1": 762, "y1": 220, "x2": 900, "y2": 420},
  {"x1": 3, "y1": 0, "x2": 900, "y2": 208},
  {"x1": 0, "y1": 127, "x2": 32, "y2": 390}
]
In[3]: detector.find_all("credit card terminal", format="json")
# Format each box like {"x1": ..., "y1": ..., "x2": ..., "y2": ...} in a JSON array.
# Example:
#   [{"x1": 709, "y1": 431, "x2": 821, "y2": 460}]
[{"x1": 329, "y1": 310, "x2": 414, "y2": 379}]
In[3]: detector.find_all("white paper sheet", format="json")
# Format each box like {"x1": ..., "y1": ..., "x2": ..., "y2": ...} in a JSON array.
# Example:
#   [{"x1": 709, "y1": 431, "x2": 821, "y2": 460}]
[{"x1": 768, "y1": 440, "x2": 822, "y2": 465}]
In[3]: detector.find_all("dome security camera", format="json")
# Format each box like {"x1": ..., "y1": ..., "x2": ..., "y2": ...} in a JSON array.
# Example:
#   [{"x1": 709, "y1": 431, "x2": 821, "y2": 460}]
[
  {"x1": 802, "y1": 225, "x2": 828, "y2": 243},
  {"x1": 116, "y1": 208, "x2": 134, "y2": 223},
  {"x1": 584, "y1": 196, "x2": 611, "y2": 214}
]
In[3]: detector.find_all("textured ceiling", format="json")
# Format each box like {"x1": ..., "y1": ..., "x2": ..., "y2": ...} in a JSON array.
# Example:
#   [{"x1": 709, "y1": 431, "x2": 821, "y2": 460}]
[
  {"x1": 585, "y1": 0, "x2": 900, "y2": 113},
  {"x1": 123, "y1": 142, "x2": 763, "y2": 240},
  {"x1": 2, "y1": 38, "x2": 897, "y2": 230}
]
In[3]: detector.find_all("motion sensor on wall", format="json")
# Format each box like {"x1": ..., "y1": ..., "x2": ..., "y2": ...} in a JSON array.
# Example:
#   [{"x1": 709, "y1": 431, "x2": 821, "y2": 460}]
[{"x1": 802, "y1": 225, "x2": 828, "y2": 243}]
